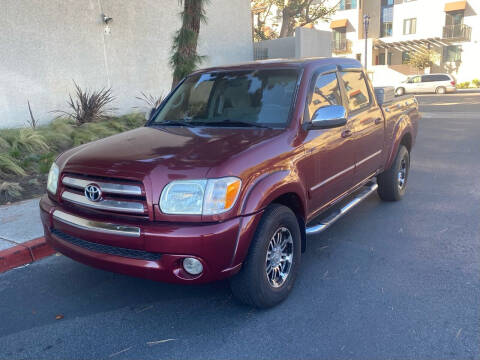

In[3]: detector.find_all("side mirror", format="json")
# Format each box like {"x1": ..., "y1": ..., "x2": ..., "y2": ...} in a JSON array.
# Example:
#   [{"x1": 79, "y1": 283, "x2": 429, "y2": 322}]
[
  {"x1": 145, "y1": 108, "x2": 155, "y2": 121},
  {"x1": 309, "y1": 105, "x2": 347, "y2": 129}
]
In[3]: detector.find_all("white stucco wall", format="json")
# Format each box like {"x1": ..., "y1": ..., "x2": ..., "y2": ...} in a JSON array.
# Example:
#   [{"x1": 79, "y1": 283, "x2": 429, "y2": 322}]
[{"x1": 0, "y1": 0, "x2": 253, "y2": 128}]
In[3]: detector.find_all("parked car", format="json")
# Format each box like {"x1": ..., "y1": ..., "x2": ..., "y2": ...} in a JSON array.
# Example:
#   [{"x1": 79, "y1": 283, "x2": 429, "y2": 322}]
[
  {"x1": 40, "y1": 58, "x2": 419, "y2": 308},
  {"x1": 395, "y1": 73, "x2": 456, "y2": 95}
]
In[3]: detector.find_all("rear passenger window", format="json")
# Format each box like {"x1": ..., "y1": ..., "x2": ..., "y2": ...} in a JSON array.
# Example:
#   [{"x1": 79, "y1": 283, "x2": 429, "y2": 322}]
[
  {"x1": 340, "y1": 71, "x2": 371, "y2": 112},
  {"x1": 307, "y1": 72, "x2": 342, "y2": 120},
  {"x1": 422, "y1": 74, "x2": 450, "y2": 82}
]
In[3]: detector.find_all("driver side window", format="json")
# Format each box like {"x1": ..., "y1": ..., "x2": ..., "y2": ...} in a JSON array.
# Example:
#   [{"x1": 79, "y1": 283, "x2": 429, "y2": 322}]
[{"x1": 306, "y1": 72, "x2": 342, "y2": 122}]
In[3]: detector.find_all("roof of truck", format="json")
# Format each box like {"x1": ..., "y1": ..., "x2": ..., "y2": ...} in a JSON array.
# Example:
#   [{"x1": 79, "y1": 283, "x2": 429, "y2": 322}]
[{"x1": 192, "y1": 57, "x2": 363, "y2": 74}]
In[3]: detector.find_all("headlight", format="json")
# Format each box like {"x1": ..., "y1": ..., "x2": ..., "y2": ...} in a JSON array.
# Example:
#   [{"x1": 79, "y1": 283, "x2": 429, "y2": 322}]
[
  {"x1": 46, "y1": 163, "x2": 60, "y2": 195},
  {"x1": 160, "y1": 177, "x2": 241, "y2": 215}
]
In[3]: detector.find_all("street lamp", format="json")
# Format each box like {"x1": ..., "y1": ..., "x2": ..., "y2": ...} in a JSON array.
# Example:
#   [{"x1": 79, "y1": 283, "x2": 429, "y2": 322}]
[{"x1": 363, "y1": 14, "x2": 370, "y2": 70}]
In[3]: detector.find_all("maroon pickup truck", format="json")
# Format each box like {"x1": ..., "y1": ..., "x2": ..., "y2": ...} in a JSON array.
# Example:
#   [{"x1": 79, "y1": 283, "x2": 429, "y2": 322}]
[{"x1": 40, "y1": 58, "x2": 419, "y2": 307}]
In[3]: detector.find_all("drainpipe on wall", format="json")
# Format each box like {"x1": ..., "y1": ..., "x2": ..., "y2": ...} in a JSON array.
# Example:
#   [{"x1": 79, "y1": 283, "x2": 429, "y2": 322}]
[{"x1": 97, "y1": 0, "x2": 111, "y2": 88}]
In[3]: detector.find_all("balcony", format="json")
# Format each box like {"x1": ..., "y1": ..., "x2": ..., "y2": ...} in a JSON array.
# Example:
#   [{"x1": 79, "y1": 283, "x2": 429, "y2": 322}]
[
  {"x1": 443, "y1": 24, "x2": 472, "y2": 41},
  {"x1": 332, "y1": 39, "x2": 351, "y2": 54}
]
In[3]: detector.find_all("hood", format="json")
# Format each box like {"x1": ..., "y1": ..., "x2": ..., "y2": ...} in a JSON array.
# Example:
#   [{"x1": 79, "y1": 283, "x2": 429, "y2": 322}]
[{"x1": 58, "y1": 126, "x2": 282, "y2": 180}]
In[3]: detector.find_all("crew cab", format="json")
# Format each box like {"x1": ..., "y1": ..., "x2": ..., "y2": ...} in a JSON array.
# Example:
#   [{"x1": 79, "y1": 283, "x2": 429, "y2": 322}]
[{"x1": 40, "y1": 58, "x2": 419, "y2": 308}]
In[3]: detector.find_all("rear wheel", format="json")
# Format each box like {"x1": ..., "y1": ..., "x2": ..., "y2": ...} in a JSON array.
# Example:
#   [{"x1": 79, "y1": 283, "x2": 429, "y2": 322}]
[
  {"x1": 436, "y1": 86, "x2": 446, "y2": 94},
  {"x1": 229, "y1": 204, "x2": 301, "y2": 308},
  {"x1": 396, "y1": 87, "x2": 405, "y2": 96},
  {"x1": 377, "y1": 145, "x2": 410, "y2": 201}
]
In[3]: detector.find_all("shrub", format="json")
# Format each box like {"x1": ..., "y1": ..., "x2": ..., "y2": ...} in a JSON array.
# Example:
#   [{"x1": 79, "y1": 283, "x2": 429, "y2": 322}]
[
  {"x1": 472, "y1": 79, "x2": 480, "y2": 88},
  {"x1": 0, "y1": 182, "x2": 23, "y2": 203},
  {"x1": 54, "y1": 81, "x2": 116, "y2": 125},
  {"x1": 457, "y1": 81, "x2": 471, "y2": 89},
  {"x1": 0, "y1": 114, "x2": 144, "y2": 204},
  {"x1": 0, "y1": 153, "x2": 26, "y2": 177},
  {"x1": 135, "y1": 92, "x2": 164, "y2": 109}
]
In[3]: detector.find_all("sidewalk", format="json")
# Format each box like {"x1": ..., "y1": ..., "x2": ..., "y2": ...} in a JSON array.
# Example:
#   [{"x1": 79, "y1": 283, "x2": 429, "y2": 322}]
[{"x1": 0, "y1": 198, "x2": 54, "y2": 273}]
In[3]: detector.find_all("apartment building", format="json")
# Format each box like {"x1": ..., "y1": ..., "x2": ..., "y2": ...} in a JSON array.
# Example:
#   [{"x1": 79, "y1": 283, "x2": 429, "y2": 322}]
[{"x1": 315, "y1": 0, "x2": 480, "y2": 84}]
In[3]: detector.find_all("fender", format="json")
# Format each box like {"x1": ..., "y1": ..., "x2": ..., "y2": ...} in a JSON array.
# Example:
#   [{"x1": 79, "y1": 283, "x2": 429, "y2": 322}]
[
  {"x1": 385, "y1": 114, "x2": 414, "y2": 170},
  {"x1": 230, "y1": 169, "x2": 307, "y2": 266},
  {"x1": 240, "y1": 169, "x2": 307, "y2": 217}
]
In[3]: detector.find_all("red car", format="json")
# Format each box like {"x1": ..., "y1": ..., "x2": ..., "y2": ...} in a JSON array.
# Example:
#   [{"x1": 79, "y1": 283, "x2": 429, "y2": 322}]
[{"x1": 40, "y1": 58, "x2": 419, "y2": 307}]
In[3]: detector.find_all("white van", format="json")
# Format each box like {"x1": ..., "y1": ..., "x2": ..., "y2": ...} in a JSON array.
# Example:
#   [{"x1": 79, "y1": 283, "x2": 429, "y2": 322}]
[{"x1": 395, "y1": 74, "x2": 457, "y2": 95}]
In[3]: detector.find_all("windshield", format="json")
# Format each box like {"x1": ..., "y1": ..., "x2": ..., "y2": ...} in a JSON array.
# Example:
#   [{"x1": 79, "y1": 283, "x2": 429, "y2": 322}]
[{"x1": 150, "y1": 69, "x2": 300, "y2": 128}]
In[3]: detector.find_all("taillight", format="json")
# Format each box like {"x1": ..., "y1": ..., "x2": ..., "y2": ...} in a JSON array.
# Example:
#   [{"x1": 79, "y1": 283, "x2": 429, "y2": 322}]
[{"x1": 451, "y1": 80, "x2": 456, "y2": 86}]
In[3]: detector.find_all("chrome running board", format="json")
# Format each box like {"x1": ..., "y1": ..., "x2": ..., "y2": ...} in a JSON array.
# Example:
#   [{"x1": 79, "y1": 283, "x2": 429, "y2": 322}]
[{"x1": 306, "y1": 182, "x2": 378, "y2": 235}]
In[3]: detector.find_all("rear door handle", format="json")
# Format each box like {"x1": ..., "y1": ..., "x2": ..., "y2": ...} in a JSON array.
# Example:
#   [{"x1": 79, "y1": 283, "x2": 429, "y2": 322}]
[
  {"x1": 341, "y1": 129, "x2": 352, "y2": 138},
  {"x1": 374, "y1": 118, "x2": 382, "y2": 125}
]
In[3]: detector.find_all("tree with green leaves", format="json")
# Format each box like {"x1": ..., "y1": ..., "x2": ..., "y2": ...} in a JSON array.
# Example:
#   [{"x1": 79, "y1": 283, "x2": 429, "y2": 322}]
[
  {"x1": 170, "y1": 0, "x2": 208, "y2": 89},
  {"x1": 407, "y1": 50, "x2": 440, "y2": 72},
  {"x1": 277, "y1": 0, "x2": 338, "y2": 38},
  {"x1": 252, "y1": 0, "x2": 338, "y2": 40}
]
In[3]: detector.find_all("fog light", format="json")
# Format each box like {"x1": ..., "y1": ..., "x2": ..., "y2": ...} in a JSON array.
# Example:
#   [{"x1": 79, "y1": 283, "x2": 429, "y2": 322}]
[{"x1": 183, "y1": 257, "x2": 203, "y2": 275}]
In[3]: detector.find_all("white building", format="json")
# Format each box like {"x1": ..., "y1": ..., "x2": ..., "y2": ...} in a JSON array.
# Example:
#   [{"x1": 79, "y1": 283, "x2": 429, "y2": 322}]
[
  {"x1": 0, "y1": 0, "x2": 253, "y2": 128},
  {"x1": 315, "y1": 0, "x2": 480, "y2": 85}
]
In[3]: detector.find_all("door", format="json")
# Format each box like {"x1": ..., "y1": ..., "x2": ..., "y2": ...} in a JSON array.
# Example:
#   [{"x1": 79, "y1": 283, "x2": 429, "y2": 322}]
[
  {"x1": 303, "y1": 71, "x2": 355, "y2": 216},
  {"x1": 340, "y1": 71, "x2": 384, "y2": 184},
  {"x1": 408, "y1": 75, "x2": 424, "y2": 93}
]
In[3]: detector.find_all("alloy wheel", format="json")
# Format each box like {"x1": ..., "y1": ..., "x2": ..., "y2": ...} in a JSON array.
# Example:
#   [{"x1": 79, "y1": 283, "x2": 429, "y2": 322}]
[{"x1": 265, "y1": 227, "x2": 294, "y2": 288}]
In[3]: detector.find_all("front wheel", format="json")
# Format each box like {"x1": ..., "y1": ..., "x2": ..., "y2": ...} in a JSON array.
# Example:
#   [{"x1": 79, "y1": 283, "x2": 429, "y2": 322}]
[
  {"x1": 396, "y1": 87, "x2": 405, "y2": 96},
  {"x1": 377, "y1": 145, "x2": 410, "y2": 201},
  {"x1": 229, "y1": 204, "x2": 301, "y2": 308}
]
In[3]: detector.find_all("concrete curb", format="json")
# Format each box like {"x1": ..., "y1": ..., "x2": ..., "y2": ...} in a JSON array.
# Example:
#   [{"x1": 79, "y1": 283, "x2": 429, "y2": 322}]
[{"x1": 0, "y1": 237, "x2": 55, "y2": 274}]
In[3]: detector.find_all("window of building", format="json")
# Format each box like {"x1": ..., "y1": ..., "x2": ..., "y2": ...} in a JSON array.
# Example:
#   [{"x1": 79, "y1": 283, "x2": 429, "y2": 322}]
[
  {"x1": 378, "y1": 52, "x2": 392, "y2": 65},
  {"x1": 332, "y1": 28, "x2": 347, "y2": 50},
  {"x1": 339, "y1": 0, "x2": 357, "y2": 10},
  {"x1": 402, "y1": 51, "x2": 410, "y2": 64},
  {"x1": 443, "y1": 45, "x2": 462, "y2": 62},
  {"x1": 445, "y1": 11, "x2": 464, "y2": 26},
  {"x1": 381, "y1": 1, "x2": 394, "y2": 37},
  {"x1": 307, "y1": 73, "x2": 342, "y2": 122},
  {"x1": 340, "y1": 71, "x2": 371, "y2": 112},
  {"x1": 403, "y1": 18, "x2": 416, "y2": 34}
]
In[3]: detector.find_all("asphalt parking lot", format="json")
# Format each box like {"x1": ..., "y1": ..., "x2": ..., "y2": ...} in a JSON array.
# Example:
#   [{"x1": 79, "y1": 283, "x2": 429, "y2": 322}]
[{"x1": 0, "y1": 93, "x2": 479, "y2": 360}]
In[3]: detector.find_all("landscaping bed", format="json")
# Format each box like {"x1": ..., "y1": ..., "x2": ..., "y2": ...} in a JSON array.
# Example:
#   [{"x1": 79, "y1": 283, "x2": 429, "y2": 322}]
[{"x1": 0, "y1": 114, "x2": 145, "y2": 205}]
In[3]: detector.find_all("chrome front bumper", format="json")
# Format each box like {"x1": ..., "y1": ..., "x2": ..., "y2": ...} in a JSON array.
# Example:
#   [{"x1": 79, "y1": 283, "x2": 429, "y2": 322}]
[{"x1": 53, "y1": 210, "x2": 141, "y2": 237}]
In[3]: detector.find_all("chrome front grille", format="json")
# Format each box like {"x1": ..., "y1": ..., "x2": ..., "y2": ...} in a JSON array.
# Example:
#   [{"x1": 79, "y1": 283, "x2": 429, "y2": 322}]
[
  {"x1": 61, "y1": 174, "x2": 147, "y2": 215},
  {"x1": 62, "y1": 176, "x2": 142, "y2": 196}
]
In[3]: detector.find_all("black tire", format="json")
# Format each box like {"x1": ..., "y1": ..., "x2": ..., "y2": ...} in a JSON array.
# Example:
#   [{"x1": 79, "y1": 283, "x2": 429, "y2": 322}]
[
  {"x1": 229, "y1": 204, "x2": 301, "y2": 308},
  {"x1": 396, "y1": 87, "x2": 405, "y2": 96},
  {"x1": 377, "y1": 145, "x2": 410, "y2": 201},
  {"x1": 436, "y1": 86, "x2": 446, "y2": 94}
]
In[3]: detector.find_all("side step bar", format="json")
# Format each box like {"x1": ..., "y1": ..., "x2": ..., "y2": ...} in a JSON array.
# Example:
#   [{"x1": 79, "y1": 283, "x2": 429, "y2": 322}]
[{"x1": 306, "y1": 182, "x2": 378, "y2": 235}]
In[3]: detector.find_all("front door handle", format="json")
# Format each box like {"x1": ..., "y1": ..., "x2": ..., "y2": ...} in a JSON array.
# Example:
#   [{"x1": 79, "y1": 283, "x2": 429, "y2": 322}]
[
  {"x1": 374, "y1": 118, "x2": 382, "y2": 125},
  {"x1": 342, "y1": 129, "x2": 352, "y2": 138}
]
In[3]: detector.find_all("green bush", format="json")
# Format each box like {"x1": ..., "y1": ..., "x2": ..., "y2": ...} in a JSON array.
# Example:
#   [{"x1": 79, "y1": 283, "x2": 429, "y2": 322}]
[
  {"x1": 0, "y1": 113, "x2": 144, "y2": 204},
  {"x1": 457, "y1": 81, "x2": 471, "y2": 89},
  {"x1": 472, "y1": 79, "x2": 480, "y2": 88},
  {"x1": 0, "y1": 181, "x2": 23, "y2": 203}
]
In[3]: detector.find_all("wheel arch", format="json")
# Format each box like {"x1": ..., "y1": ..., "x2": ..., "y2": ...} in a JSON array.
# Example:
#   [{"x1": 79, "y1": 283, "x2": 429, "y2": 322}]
[
  {"x1": 385, "y1": 115, "x2": 414, "y2": 170},
  {"x1": 237, "y1": 170, "x2": 308, "y2": 261}
]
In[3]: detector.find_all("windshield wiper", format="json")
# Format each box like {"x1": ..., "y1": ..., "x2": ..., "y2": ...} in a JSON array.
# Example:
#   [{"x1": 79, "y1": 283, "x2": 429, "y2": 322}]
[
  {"x1": 155, "y1": 120, "x2": 195, "y2": 127},
  {"x1": 196, "y1": 120, "x2": 270, "y2": 128}
]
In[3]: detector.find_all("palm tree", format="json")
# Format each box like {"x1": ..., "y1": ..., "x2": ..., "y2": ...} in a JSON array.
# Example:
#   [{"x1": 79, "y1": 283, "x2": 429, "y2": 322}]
[{"x1": 170, "y1": 0, "x2": 208, "y2": 89}]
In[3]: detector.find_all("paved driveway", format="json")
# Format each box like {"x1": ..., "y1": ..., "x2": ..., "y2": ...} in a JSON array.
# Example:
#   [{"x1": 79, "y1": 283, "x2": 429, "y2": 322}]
[{"x1": 0, "y1": 94, "x2": 479, "y2": 359}]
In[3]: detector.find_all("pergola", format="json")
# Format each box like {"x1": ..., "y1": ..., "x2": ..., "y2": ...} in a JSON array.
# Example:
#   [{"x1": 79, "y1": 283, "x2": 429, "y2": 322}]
[{"x1": 373, "y1": 38, "x2": 452, "y2": 54}]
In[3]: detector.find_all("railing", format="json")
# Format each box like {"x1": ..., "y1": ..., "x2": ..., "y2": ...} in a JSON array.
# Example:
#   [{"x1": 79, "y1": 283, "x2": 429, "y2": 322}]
[
  {"x1": 443, "y1": 24, "x2": 472, "y2": 41},
  {"x1": 253, "y1": 44, "x2": 268, "y2": 60},
  {"x1": 331, "y1": 39, "x2": 351, "y2": 54}
]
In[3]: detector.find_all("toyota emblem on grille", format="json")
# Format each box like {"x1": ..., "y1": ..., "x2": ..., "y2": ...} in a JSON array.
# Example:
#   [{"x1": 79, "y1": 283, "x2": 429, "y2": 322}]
[{"x1": 84, "y1": 184, "x2": 102, "y2": 202}]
